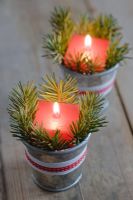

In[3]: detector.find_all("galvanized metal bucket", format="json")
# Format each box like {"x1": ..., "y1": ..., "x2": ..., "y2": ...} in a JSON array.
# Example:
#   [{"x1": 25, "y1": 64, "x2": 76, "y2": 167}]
[
  {"x1": 24, "y1": 133, "x2": 91, "y2": 192},
  {"x1": 60, "y1": 64, "x2": 120, "y2": 109}
]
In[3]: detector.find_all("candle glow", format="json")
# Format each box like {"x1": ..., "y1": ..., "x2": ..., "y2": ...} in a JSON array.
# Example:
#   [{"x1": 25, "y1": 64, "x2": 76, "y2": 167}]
[
  {"x1": 64, "y1": 34, "x2": 109, "y2": 72},
  {"x1": 35, "y1": 100, "x2": 80, "y2": 141},
  {"x1": 83, "y1": 34, "x2": 92, "y2": 59},
  {"x1": 53, "y1": 102, "x2": 60, "y2": 118},
  {"x1": 84, "y1": 34, "x2": 92, "y2": 47}
]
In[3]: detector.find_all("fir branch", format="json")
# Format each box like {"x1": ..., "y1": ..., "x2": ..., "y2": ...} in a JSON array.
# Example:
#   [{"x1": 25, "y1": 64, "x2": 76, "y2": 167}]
[
  {"x1": 106, "y1": 40, "x2": 130, "y2": 69},
  {"x1": 43, "y1": 7, "x2": 130, "y2": 72},
  {"x1": 87, "y1": 14, "x2": 121, "y2": 39},
  {"x1": 50, "y1": 7, "x2": 74, "y2": 34},
  {"x1": 8, "y1": 81, "x2": 72, "y2": 151},
  {"x1": 75, "y1": 14, "x2": 121, "y2": 39},
  {"x1": 31, "y1": 127, "x2": 71, "y2": 150},
  {"x1": 8, "y1": 75, "x2": 107, "y2": 151},
  {"x1": 42, "y1": 33, "x2": 67, "y2": 63},
  {"x1": 43, "y1": 7, "x2": 74, "y2": 63},
  {"x1": 64, "y1": 52, "x2": 101, "y2": 74},
  {"x1": 40, "y1": 74, "x2": 79, "y2": 103},
  {"x1": 75, "y1": 15, "x2": 90, "y2": 34},
  {"x1": 8, "y1": 81, "x2": 38, "y2": 140},
  {"x1": 70, "y1": 93, "x2": 107, "y2": 144}
]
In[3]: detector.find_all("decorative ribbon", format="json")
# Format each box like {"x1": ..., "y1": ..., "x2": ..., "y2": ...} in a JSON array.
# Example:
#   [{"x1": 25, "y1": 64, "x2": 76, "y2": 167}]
[
  {"x1": 25, "y1": 146, "x2": 87, "y2": 175},
  {"x1": 79, "y1": 73, "x2": 116, "y2": 96}
]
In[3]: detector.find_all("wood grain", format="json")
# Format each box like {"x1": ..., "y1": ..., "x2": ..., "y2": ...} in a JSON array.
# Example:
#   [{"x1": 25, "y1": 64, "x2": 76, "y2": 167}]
[
  {"x1": 87, "y1": 0, "x2": 133, "y2": 131},
  {"x1": 0, "y1": 1, "x2": 10, "y2": 200},
  {"x1": 0, "y1": 0, "x2": 133, "y2": 199},
  {"x1": 0, "y1": 0, "x2": 86, "y2": 199},
  {"x1": 0, "y1": 139, "x2": 5, "y2": 200},
  {"x1": 80, "y1": 89, "x2": 133, "y2": 200}
]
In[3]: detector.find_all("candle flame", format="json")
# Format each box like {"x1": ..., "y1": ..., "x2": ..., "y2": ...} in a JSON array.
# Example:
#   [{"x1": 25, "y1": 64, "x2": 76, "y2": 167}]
[
  {"x1": 85, "y1": 34, "x2": 92, "y2": 47},
  {"x1": 53, "y1": 102, "x2": 60, "y2": 117}
]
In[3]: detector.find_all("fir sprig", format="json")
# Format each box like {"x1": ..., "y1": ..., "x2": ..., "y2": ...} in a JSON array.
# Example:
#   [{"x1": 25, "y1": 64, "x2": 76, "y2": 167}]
[
  {"x1": 50, "y1": 7, "x2": 74, "y2": 34},
  {"x1": 32, "y1": 127, "x2": 71, "y2": 150},
  {"x1": 64, "y1": 52, "x2": 101, "y2": 74},
  {"x1": 8, "y1": 75, "x2": 106, "y2": 151},
  {"x1": 75, "y1": 15, "x2": 90, "y2": 35},
  {"x1": 42, "y1": 33, "x2": 67, "y2": 63},
  {"x1": 70, "y1": 93, "x2": 106, "y2": 144},
  {"x1": 43, "y1": 7, "x2": 130, "y2": 73},
  {"x1": 8, "y1": 81, "x2": 71, "y2": 150},
  {"x1": 8, "y1": 82, "x2": 38, "y2": 140},
  {"x1": 87, "y1": 14, "x2": 121, "y2": 39},
  {"x1": 43, "y1": 7, "x2": 74, "y2": 63},
  {"x1": 40, "y1": 74, "x2": 79, "y2": 103},
  {"x1": 106, "y1": 40, "x2": 130, "y2": 69}
]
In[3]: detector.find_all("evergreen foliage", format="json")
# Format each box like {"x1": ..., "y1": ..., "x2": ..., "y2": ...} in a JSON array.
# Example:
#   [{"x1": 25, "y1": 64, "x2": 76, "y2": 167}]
[
  {"x1": 43, "y1": 7, "x2": 130, "y2": 74},
  {"x1": 40, "y1": 74, "x2": 79, "y2": 103},
  {"x1": 8, "y1": 75, "x2": 106, "y2": 151}
]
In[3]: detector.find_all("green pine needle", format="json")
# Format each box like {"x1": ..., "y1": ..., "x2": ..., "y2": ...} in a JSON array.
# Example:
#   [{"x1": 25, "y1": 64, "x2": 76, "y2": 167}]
[
  {"x1": 70, "y1": 93, "x2": 107, "y2": 144},
  {"x1": 43, "y1": 7, "x2": 130, "y2": 73},
  {"x1": 8, "y1": 81, "x2": 38, "y2": 141},
  {"x1": 106, "y1": 40, "x2": 130, "y2": 69},
  {"x1": 40, "y1": 73, "x2": 79, "y2": 103},
  {"x1": 50, "y1": 7, "x2": 74, "y2": 34},
  {"x1": 87, "y1": 14, "x2": 121, "y2": 39},
  {"x1": 64, "y1": 52, "x2": 100, "y2": 74},
  {"x1": 8, "y1": 75, "x2": 107, "y2": 151},
  {"x1": 42, "y1": 33, "x2": 68, "y2": 63}
]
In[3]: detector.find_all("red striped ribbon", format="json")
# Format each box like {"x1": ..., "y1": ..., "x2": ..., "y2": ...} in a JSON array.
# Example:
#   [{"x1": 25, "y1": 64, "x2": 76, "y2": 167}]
[
  {"x1": 25, "y1": 147, "x2": 87, "y2": 175},
  {"x1": 79, "y1": 79, "x2": 115, "y2": 96}
]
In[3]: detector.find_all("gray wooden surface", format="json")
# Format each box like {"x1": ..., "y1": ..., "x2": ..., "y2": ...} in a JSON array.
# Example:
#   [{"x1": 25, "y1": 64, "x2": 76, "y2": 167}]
[{"x1": 0, "y1": 0, "x2": 133, "y2": 199}]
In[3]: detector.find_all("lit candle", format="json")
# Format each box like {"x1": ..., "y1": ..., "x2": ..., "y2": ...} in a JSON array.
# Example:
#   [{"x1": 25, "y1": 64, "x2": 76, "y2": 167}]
[
  {"x1": 84, "y1": 34, "x2": 92, "y2": 59},
  {"x1": 34, "y1": 100, "x2": 80, "y2": 141},
  {"x1": 84, "y1": 34, "x2": 92, "y2": 47},
  {"x1": 53, "y1": 102, "x2": 60, "y2": 118},
  {"x1": 64, "y1": 34, "x2": 109, "y2": 72}
]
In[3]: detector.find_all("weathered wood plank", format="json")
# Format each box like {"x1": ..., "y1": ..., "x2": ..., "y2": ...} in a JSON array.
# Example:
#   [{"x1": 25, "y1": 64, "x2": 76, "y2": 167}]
[
  {"x1": 0, "y1": 160, "x2": 3, "y2": 200},
  {"x1": 8, "y1": 0, "x2": 89, "y2": 77},
  {"x1": 0, "y1": 0, "x2": 87, "y2": 199},
  {"x1": 1, "y1": 0, "x2": 133, "y2": 200},
  {"x1": 1, "y1": 123, "x2": 83, "y2": 200},
  {"x1": 80, "y1": 89, "x2": 133, "y2": 200},
  {"x1": 0, "y1": 139, "x2": 5, "y2": 200},
  {"x1": 88, "y1": 0, "x2": 133, "y2": 129},
  {"x1": 0, "y1": 1, "x2": 11, "y2": 200},
  {"x1": 81, "y1": 1, "x2": 133, "y2": 199}
]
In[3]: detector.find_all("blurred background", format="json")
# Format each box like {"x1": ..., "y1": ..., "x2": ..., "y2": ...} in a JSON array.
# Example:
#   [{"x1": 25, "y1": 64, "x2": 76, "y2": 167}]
[
  {"x1": 0, "y1": 0, "x2": 132, "y2": 116},
  {"x1": 0, "y1": 0, "x2": 133, "y2": 200}
]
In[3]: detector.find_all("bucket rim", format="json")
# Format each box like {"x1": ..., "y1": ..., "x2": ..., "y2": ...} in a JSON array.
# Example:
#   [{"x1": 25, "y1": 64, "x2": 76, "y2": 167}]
[
  {"x1": 23, "y1": 133, "x2": 91, "y2": 155},
  {"x1": 60, "y1": 64, "x2": 120, "y2": 78}
]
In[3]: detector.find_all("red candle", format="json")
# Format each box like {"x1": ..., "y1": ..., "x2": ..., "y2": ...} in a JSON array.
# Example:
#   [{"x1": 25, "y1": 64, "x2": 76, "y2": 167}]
[
  {"x1": 64, "y1": 34, "x2": 109, "y2": 72},
  {"x1": 34, "y1": 100, "x2": 80, "y2": 141}
]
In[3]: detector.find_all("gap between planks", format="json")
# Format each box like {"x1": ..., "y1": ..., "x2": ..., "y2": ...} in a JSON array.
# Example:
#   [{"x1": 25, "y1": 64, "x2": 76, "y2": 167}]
[
  {"x1": 84, "y1": 0, "x2": 133, "y2": 136},
  {"x1": 0, "y1": 132, "x2": 7, "y2": 200},
  {"x1": 115, "y1": 81, "x2": 133, "y2": 135},
  {"x1": 81, "y1": 1, "x2": 133, "y2": 199}
]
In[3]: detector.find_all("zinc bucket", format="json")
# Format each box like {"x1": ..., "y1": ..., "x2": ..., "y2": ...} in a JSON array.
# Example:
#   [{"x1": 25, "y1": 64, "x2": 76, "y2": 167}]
[{"x1": 24, "y1": 133, "x2": 91, "y2": 192}]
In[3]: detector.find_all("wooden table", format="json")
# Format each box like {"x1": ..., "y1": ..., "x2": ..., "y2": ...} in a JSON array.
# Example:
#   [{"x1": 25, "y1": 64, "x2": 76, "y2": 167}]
[{"x1": 0, "y1": 0, "x2": 133, "y2": 199}]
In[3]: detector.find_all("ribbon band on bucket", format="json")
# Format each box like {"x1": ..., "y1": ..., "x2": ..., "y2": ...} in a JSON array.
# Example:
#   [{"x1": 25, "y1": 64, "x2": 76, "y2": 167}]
[
  {"x1": 79, "y1": 72, "x2": 116, "y2": 96},
  {"x1": 25, "y1": 146, "x2": 87, "y2": 175}
]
